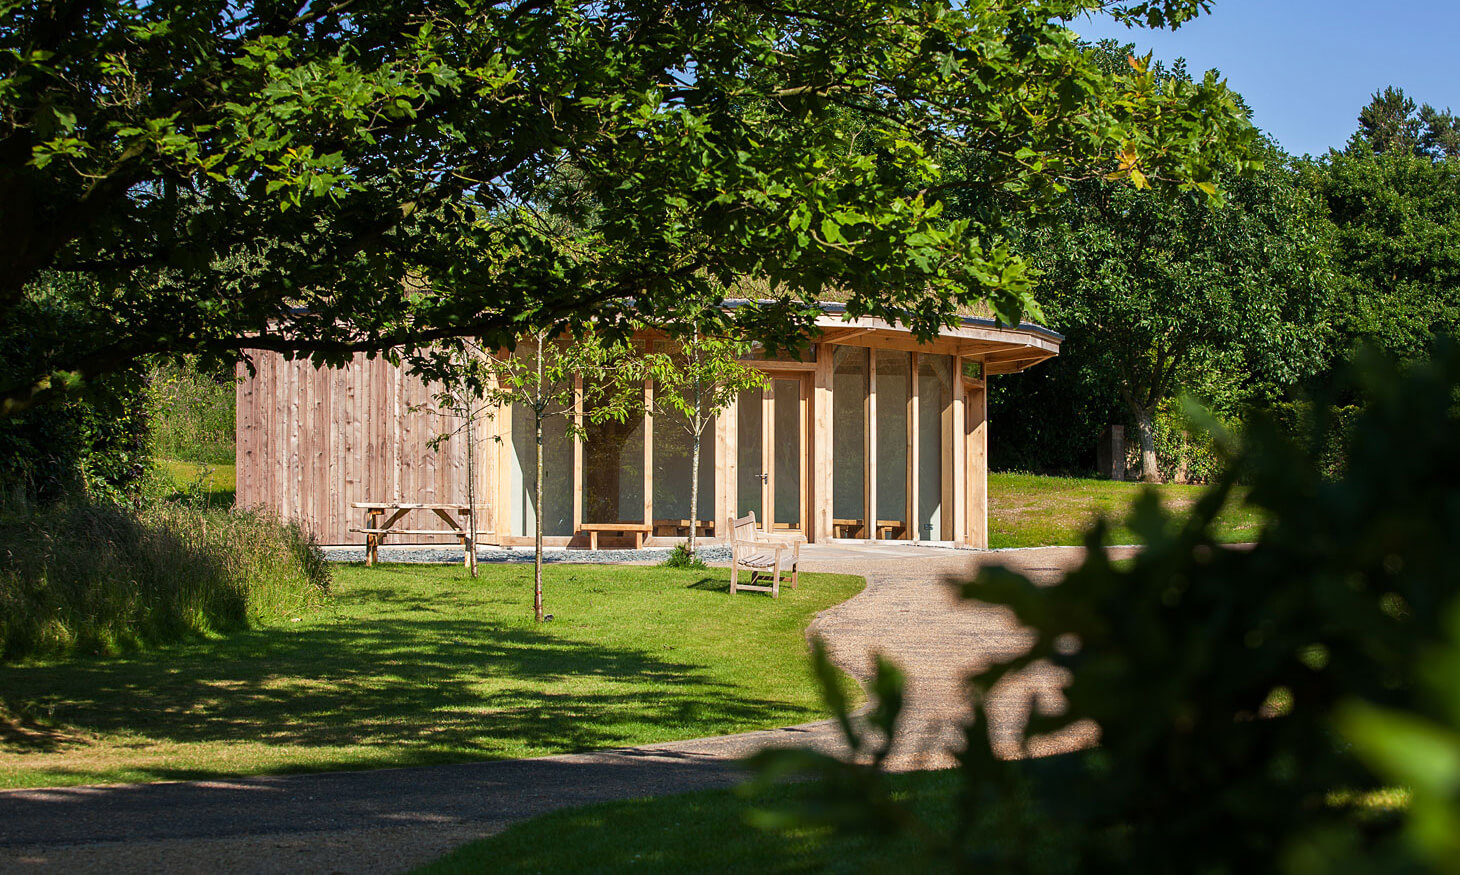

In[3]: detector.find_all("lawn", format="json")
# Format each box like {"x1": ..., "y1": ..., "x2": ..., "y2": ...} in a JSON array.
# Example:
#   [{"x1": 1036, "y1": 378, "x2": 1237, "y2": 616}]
[
  {"x1": 0, "y1": 564, "x2": 863, "y2": 790},
  {"x1": 988, "y1": 472, "x2": 1264, "y2": 549}
]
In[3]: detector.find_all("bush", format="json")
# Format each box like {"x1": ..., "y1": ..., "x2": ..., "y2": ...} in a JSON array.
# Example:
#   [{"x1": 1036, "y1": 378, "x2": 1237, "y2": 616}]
[
  {"x1": 0, "y1": 276, "x2": 154, "y2": 503},
  {"x1": 0, "y1": 501, "x2": 329, "y2": 661},
  {"x1": 661, "y1": 544, "x2": 708, "y2": 569}
]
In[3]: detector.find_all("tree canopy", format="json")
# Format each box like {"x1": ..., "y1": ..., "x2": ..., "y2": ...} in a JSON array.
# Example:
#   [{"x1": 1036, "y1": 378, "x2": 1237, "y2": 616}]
[
  {"x1": 1321, "y1": 88, "x2": 1460, "y2": 366},
  {"x1": 1004, "y1": 135, "x2": 1337, "y2": 481},
  {"x1": 2, "y1": 0, "x2": 1256, "y2": 417}
]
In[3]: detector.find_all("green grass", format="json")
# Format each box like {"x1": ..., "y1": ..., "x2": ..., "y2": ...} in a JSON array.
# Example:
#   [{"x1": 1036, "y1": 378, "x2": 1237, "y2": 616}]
[
  {"x1": 0, "y1": 501, "x2": 327, "y2": 662},
  {"x1": 147, "y1": 360, "x2": 237, "y2": 466},
  {"x1": 416, "y1": 770, "x2": 981, "y2": 875},
  {"x1": 154, "y1": 459, "x2": 236, "y2": 509},
  {"x1": 988, "y1": 472, "x2": 1265, "y2": 549},
  {"x1": 0, "y1": 564, "x2": 863, "y2": 789}
]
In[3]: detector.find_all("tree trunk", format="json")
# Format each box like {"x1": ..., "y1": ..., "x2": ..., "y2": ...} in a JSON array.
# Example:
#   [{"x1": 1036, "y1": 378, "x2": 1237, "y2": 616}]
[
  {"x1": 687, "y1": 370, "x2": 703, "y2": 559},
  {"x1": 1133, "y1": 404, "x2": 1162, "y2": 483},
  {"x1": 689, "y1": 423, "x2": 701, "y2": 559},
  {"x1": 465, "y1": 391, "x2": 478, "y2": 578},
  {"x1": 533, "y1": 348, "x2": 545, "y2": 623}
]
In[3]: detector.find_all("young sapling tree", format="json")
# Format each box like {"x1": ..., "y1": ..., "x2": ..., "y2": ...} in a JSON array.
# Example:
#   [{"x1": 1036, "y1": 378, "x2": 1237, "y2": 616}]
[{"x1": 643, "y1": 319, "x2": 766, "y2": 558}]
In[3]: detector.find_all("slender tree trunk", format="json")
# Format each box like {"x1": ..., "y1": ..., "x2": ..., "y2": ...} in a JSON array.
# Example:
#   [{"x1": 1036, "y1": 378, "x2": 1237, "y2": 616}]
[
  {"x1": 687, "y1": 367, "x2": 703, "y2": 559},
  {"x1": 533, "y1": 346, "x2": 545, "y2": 623},
  {"x1": 689, "y1": 425, "x2": 701, "y2": 559},
  {"x1": 465, "y1": 390, "x2": 478, "y2": 578}
]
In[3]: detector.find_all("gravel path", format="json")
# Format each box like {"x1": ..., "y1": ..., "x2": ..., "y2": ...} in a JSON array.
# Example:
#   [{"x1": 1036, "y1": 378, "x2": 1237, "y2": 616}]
[{"x1": 0, "y1": 545, "x2": 1109, "y2": 874}]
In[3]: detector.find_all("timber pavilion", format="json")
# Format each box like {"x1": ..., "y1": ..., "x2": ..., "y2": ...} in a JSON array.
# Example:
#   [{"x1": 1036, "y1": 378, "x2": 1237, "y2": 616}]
[{"x1": 236, "y1": 304, "x2": 1060, "y2": 550}]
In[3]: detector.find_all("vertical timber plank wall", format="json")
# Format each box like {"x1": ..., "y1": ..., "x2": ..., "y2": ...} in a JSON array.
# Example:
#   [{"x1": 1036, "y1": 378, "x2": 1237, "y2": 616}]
[{"x1": 238, "y1": 351, "x2": 491, "y2": 546}]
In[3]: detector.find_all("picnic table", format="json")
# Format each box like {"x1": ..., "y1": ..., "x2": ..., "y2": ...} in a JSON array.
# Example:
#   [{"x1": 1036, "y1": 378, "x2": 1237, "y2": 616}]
[{"x1": 350, "y1": 502, "x2": 484, "y2": 566}]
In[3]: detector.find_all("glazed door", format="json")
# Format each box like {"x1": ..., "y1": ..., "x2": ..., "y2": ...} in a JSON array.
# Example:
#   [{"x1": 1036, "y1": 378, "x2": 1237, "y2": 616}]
[{"x1": 736, "y1": 375, "x2": 807, "y2": 535}]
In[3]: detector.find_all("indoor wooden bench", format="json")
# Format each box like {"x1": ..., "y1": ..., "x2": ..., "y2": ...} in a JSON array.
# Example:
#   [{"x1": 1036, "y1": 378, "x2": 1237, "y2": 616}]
[
  {"x1": 350, "y1": 502, "x2": 481, "y2": 567},
  {"x1": 577, "y1": 522, "x2": 653, "y2": 550},
  {"x1": 651, "y1": 519, "x2": 717, "y2": 538},
  {"x1": 833, "y1": 518, "x2": 908, "y2": 539}
]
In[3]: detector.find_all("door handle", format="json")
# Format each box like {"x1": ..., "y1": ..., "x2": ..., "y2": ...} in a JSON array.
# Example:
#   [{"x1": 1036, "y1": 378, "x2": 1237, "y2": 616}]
[{"x1": 757, "y1": 473, "x2": 769, "y2": 484}]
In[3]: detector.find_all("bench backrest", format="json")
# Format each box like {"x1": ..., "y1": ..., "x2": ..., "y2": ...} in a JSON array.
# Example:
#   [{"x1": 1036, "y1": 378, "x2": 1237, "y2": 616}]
[{"x1": 732, "y1": 512, "x2": 759, "y2": 543}]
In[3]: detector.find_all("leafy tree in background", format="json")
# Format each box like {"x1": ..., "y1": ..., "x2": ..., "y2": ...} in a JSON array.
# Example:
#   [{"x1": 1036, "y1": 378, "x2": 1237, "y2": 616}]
[
  {"x1": 1, "y1": 0, "x2": 1257, "y2": 420},
  {"x1": 1352, "y1": 86, "x2": 1460, "y2": 160},
  {"x1": 1319, "y1": 87, "x2": 1460, "y2": 368},
  {"x1": 1009, "y1": 137, "x2": 1336, "y2": 481}
]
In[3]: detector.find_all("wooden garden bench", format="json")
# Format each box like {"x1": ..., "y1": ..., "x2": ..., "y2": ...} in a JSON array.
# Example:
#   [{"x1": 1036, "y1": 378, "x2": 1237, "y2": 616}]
[
  {"x1": 577, "y1": 523, "x2": 653, "y2": 550},
  {"x1": 728, "y1": 512, "x2": 800, "y2": 598}
]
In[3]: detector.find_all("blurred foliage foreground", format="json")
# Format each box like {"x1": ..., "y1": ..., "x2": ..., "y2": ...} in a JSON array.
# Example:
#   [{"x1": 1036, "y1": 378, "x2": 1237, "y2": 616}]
[{"x1": 753, "y1": 344, "x2": 1460, "y2": 874}]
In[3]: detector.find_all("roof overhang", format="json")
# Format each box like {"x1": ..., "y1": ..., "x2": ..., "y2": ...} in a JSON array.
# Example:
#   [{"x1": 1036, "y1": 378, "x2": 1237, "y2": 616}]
[{"x1": 790, "y1": 301, "x2": 1060, "y2": 375}]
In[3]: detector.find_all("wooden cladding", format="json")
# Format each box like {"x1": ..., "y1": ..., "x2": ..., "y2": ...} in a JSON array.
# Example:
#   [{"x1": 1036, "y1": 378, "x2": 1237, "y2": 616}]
[{"x1": 236, "y1": 352, "x2": 493, "y2": 546}]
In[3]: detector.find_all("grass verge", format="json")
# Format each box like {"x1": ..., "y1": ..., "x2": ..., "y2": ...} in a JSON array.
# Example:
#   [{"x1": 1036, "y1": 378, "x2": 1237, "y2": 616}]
[
  {"x1": 0, "y1": 563, "x2": 863, "y2": 789},
  {"x1": 988, "y1": 472, "x2": 1263, "y2": 549},
  {"x1": 0, "y1": 501, "x2": 327, "y2": 662},
  {"x1": 415, "y1": 770, "x2": 968, "y2": 875}
]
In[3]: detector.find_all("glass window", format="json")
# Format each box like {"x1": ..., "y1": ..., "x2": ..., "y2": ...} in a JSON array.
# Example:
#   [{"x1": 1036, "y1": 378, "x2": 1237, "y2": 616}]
[
  {"x1": 583, "y1": 397, "x2": 645, "y2": 525},
  {"x1": 875, "y1": 350, "x2": 910, "y2": 539},
  {"x1": 917, "y1": 354, "x2": 952, "y2": 540},
  {"x1": 832, "y1": 346, "x2": 868, "y2": 536},
  {"x1": 511, "y1": 402, "x2": 574, "y2": 537},
  {"x1": 652, "y1": 392, "x2": 717, "y2": 529}
]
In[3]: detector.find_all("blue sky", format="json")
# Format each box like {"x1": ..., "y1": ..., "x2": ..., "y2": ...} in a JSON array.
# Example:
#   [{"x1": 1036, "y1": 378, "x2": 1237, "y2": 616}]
[{"x1": 1071, "y1": 0, "x2": 1460, "y2": 157}]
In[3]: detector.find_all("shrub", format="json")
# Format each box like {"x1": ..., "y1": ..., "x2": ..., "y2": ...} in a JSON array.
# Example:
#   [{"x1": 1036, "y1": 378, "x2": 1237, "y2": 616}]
[
  {"x1": 0, "y1": 277, "x2": 152, "y2": 503},
  {"x1": 0, "y1": 501, "x2": 329, "y2": 661},
  {"x1": 755, "y1": 343, "x2": 1460, "y2": 873},
  {"x1": 661, "y1": 544, "x2": 708, "y2": 569}
]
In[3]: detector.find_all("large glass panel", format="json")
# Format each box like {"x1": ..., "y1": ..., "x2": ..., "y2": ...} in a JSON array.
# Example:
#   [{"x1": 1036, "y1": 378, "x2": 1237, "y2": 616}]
[
  {"x1": 773, "y1": 377, "x2": 802, "y2": 531},
  {"x1": 875, "y1": 350, "x2": 910, "y2": 539},
  {"x1": 652, "y1": 394, "x2": 717, "y2": 532},
  {"x1": 918, "y1": 354, "x2": 952, "y2": 540},
  {"x1": 583, "y1": 398, "x2": 645, "y2": 524},
  {"x1": 736, "y1": 387, "x2": 764, "y2": 522},
  {"x1": 511, "y1": 402, "x2": 574, "y2": 536},
  {"x1": 832, "y1": 346, "x2": 868, "y2": 537}
]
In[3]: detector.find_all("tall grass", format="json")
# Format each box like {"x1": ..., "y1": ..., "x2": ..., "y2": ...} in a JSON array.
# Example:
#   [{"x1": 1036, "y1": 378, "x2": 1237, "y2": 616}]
[
  {"x1": 0, "y1": 501, "x2": 329, "y2": 662},
  {"x1": 148, "y1": 359, "x2": 236, "y2": 466}
]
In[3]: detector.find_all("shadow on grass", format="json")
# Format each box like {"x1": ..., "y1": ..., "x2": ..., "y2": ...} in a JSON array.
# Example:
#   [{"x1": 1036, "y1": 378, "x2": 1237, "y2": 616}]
[{"x1": 0, "y1": 578, "x2": 808, "y2": 783}]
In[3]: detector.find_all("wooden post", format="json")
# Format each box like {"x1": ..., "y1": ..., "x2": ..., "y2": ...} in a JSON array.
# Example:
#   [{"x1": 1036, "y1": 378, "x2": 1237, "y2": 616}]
[
  {"x1": 967, "y1": 371, "x2": 989, "y2": 550},
  {"x1": 643, "y1": 378, "x2": 654, "y2": 525},
  {"x1": 909, "y1": 352, "x2": 919, "y2": 542},
  {"x1": 812, "y1": 345, "x2": 834, "y2": 542},
  {"x1": 866, "y1": 351, "x2": 878, "y2": 540},
  {"x1": 716, "y1": 399, "x2": 734, "y2": 542},
  {"x1": 940, "y1": 359, "x2": 955, "y2": 542},
  {"x1": 951, "y1": 355, "x2": 967, "y2": 546}
]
